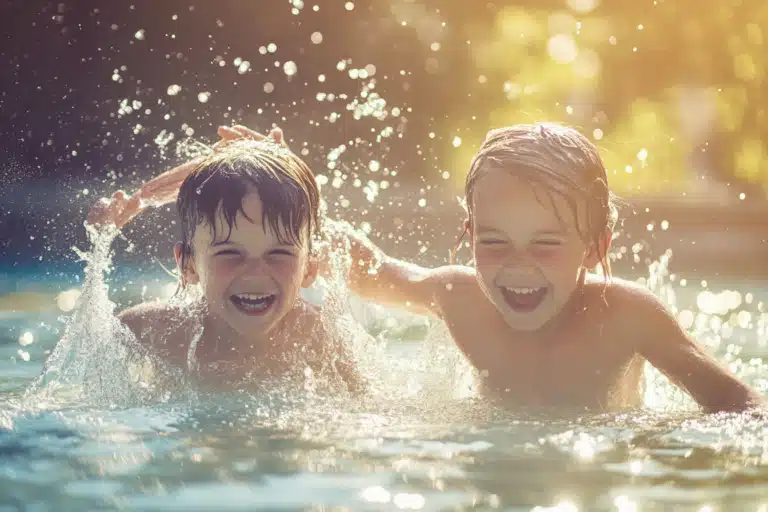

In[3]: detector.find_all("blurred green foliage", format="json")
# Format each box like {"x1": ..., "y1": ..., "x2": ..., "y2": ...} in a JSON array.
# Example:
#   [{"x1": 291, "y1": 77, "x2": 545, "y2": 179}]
[{"x1": 439, "y1": 0, "x2": 767, "y2": 197}]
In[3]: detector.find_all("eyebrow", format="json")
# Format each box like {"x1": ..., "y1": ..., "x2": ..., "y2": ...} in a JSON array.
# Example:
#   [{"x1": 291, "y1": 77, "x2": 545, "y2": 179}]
[
  {"x1": 474, "y1": 226, "x2": 505, "y2": 235},
  {"x1": 474, "y1": 226, "x2": 567, "y2": 236},
  {"x1": 533, "y1": 229, "x2": 568, "y2": 237},
  {"x1": 211, "y1": 240, "x2": 301, "y2": 250}
]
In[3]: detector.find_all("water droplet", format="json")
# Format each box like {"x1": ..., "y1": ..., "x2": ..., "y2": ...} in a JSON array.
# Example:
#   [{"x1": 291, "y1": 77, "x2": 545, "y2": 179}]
[
  {"x1": 311, "y1": 31, "x2": 323, "y2": 44},
  {"x1": 19, "y1": 332, "x2": 35, "y2": 346},
  {"x1": 134, "y1": 29, "x2": 146, "y2": 40},
  {"x1": 197, "y1": 91, "x2": 211, "y2": 103},
  {"x1": 452, "y1": 136, "x2": 462, "y2": 147},
  {"x1": 167, "y1": 84, "x2": 182, "y2": 96},
  {"x1": 283, "y1": 61, "x2": 297, "y2": 76},
  {"x1": 237, "y1": 60, "x2": 251, "y2": 74}
]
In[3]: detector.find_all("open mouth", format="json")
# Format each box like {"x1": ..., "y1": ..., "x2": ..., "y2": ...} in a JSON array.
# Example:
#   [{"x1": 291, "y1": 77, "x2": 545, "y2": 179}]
[
  {"x1": 230, "y1": 293, "x2": 277, "y2": 316},
  {"x1": 500, "y1": 286, "x2": 548, "y2": 313}
]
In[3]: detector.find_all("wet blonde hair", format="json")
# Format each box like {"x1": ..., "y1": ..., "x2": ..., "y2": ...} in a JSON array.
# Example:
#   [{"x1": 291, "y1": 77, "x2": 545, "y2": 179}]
[{"x1": 454, "y1": 123, "x2": 617, "y2": 277}]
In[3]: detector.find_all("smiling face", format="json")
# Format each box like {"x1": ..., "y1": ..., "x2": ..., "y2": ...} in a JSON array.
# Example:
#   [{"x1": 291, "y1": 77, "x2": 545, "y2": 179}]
[
  {"x1": 469, "y1": 171, "x2": 600, "y2": 332},
  {"x1": 179, "y1": 190, "x2": 315, "y2": 342}
]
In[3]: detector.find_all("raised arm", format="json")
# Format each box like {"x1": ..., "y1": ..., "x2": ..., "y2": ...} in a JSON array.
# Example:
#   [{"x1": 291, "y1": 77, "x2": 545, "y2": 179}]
[
  {"x1": 86, "y1": 156, "x2": 203, "y2": 230},
  {"x1": 626, "y1": 285, "x2": 763, "y2": 413},
  {"x1": 86, "y1": 125, "x2": 279, "y2": 230},
  {"x1": 321, "y1": 224, "x2": 444, "y2": 317}
]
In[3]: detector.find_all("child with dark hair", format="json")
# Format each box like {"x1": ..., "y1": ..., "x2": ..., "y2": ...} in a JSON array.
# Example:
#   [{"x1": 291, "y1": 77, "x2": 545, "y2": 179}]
[{"x1": 88, "y1": 129, "x2": 362, "y2": 392}]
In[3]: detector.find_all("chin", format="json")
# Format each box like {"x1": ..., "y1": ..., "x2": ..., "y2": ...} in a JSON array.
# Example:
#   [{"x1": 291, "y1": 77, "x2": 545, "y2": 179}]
[
  {"x1": 488, "y1": 291, "x2": 555, "y2": 333},
  {"x1": 498, "y1": 310, "x2": 551, "y2": 332},
  {"x1": 223, "y1": 299, "x2": 285, "y2": 337}
]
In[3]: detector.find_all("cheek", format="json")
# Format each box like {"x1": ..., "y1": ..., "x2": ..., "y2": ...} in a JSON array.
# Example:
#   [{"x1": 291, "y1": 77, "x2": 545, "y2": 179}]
[
  {"x1": 529, "y1": 248, "x2": 568, "y2": 265},
  {"x1": 206, "y1": 257, "x2": 242, "y2": 280},
  {"x1": 268, "y1": 257, "x2": 305, "y2": 284},
  {"x1": 532, "y1": 247, "x2": 586, "y2": 280},
  {"x1": 473, "y1": 245, "x2": 507, "y2": 266}
]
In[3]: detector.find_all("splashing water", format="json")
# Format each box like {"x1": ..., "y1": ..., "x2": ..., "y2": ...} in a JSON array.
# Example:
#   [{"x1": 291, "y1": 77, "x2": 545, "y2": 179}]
[
  {"x1": 25, "y1": 225, "x2": 185, "y2": 410},
  {"x1": 5, "y1": 4, "x2": 768, "y2": 508}
]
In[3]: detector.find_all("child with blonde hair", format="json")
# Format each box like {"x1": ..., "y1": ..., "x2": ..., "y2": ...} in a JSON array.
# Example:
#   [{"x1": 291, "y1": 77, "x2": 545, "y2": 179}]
[{"x1": 339, "y1": 122, "x2": 762, "y2": 412}]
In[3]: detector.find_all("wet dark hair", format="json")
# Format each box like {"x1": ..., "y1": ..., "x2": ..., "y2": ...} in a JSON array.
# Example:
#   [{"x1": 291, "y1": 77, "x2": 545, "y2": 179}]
[
  {"x1": 457, "y1": 123, "x2": 618, "y2": 277},
  {"x1": 176, "y1": 139, "x2": 320, "y2": 287}
]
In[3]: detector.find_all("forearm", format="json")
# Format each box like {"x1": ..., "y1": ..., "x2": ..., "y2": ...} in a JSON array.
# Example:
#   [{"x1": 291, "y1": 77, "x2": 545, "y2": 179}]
[
  {"x1": 138, "y1": 156, "x2": 204, "y2": 206},
  {"x1": 344, "y1": 231, "x2": 436, "y2": 316},
  {"x1": 644, "y1": 338, "x2": 763, "y2": 413}
]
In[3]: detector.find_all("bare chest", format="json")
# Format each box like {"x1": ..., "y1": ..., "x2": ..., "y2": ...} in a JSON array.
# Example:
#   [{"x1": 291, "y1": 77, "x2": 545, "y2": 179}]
[{"x1": 442, "y1": 305, "x2": 644, "y2": 409}]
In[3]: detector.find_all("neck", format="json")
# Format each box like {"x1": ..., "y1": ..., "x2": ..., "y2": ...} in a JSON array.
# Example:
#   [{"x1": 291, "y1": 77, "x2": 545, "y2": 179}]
[
  {"x1": 531, "y1": 269, "x2": 589, "y2": 340},
  {"x1": 198, "y1": 314, "x2": 270, "y2": 363},
  {"x1": 196, "y1": 299, "x2": 309, "y2": 363}
]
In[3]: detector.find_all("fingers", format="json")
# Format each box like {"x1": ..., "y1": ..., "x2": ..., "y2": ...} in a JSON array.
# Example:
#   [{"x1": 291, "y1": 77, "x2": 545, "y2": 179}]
[
  {"x1": 216, "y1": 124, "x2": 288, "y2": 149},
  {"x1": 211, "y1": 140, "x2": 229, "y2": 152},
  {"x1": 231, "y1": 125, "x2": 264, "y2": 140},
  {"x1": 269, "y1": 127, "x2": 285, "y2": 145},
  {"x1": 217, "y1": 124, "x2": 266, "y2": 141},
  {"x1": 216, "y1": 125, "x2": 245, "y2": 141}
]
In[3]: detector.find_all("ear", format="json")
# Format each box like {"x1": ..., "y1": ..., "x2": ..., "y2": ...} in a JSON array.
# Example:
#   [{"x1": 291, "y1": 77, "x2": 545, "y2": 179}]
[
  {"x1": 302, "y1": 257, "x2": 319, "y2": 288},
  {"x1": 174, "y1": 242, "x2": 200, "y2": 285},
  {"x1": 463, "y1": 218, "x2": 473, "y2": 250},
  {"x1": 583, "y1": 231, "x2": 613, "y2": 269}
]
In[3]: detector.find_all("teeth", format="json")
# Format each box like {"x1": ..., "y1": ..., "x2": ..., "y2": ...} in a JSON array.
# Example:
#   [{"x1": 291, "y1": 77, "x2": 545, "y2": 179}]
[
  {"x1": 234, "y1": 293, "x2": 273, "y2": 301},
  {"x1": 504, "y1": 287, "x2": 543, "y2": 294}
]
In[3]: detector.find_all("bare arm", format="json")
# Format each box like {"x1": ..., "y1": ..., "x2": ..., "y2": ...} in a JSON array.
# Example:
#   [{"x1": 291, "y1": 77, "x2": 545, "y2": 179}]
[
  {"x1": 87, "y1": 157, "x2": 203, "y2": 230},
  {"x1": 86, "y1": 124, "x2": 278, "y2": 230},
  {"x1": 627, "y1": 285, "x2": 763, "y2": 413},
  {"x1": 323, "y1": 226, "x2": 442, "y2": 317}
]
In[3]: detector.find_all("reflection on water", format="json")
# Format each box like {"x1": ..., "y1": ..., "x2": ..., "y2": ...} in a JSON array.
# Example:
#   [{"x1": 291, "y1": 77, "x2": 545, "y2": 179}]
[{"x1": 1, "y1": 262, "x2": 767, "y2": 510}]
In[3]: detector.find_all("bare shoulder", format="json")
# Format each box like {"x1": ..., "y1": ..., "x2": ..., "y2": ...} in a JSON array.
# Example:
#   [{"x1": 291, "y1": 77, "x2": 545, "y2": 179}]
[
  {"x1": 586, "y1": 275, "x2": 668, "y2": 313},
  {"x1": 290, "y1": 300, "x2": 323, "y2": 336},
  {"x1": 425, "y1": 265, "x2": 490, "y2": 316},
  {"x1": 426, "y1": 264, "x2": 479, "y2": 292},
  {"x1": 290, "y1": 299, "x2": 368, "y2": 393},
  {"x1": 119, "y1": 300, "x2": 179, "y2": 332},
  {"x1": 583, "y1": 275, "x2": 676, "y2": 345},
  {"x1": 118, "y1": 300, "x2": 196, "y2": 355}
]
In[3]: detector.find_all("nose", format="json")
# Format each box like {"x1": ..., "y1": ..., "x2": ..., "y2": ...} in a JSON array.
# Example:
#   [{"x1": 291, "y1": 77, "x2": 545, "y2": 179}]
[
  {"x1": 242, "y1": 256, "x2": 270, "y2": 275},
  {"x1": 501, "y1": 246, "x2": 536, "y2": 268}
]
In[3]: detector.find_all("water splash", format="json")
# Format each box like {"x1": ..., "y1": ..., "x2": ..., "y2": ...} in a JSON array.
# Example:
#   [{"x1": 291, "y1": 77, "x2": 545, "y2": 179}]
[
  {"x1": 25, "y1": 224, "x2": 184, "y2": 410},
  {"x1": 316, "y1": 217, "x2": 476, "y2": 402}
]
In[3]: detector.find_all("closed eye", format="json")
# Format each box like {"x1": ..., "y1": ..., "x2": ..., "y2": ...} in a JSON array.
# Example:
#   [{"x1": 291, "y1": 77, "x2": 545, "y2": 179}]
[
  {"x1": 534, "y1": 239, "x2": 563, "y2": 246},
  {"x1": 478, "y1": 239, "x2": 507, "y2": 245},
  {"x1": 269, "y1": 248, "x2": 296, "y2": 257},
  {"x1": 214, "y1": 249, "x2": 242, "y2": 257}
]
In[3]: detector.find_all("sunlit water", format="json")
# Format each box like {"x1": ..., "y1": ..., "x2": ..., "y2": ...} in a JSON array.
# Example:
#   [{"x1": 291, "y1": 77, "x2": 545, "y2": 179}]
[
  {"x1": 4, "y1": 4, "x2": 768, "y2": 509},
  {"x1": 2, "y1": 227, "x2": 768, "y2": 511}
]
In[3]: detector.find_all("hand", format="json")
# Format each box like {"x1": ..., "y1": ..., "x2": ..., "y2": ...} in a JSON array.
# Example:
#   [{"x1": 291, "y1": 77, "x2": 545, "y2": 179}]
[
  {"x1": 86, "y1": 156, "x2": 205, "y2": 231},
  {"x1": 86, "y1": 190, "x2": 144, "y2": 230},
  {"x1": 86, "y1": 123, "x2": 284, "y2": 231},
  {"x1": 212, "y1": 124, "x2": 287, "y2": 151}
]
